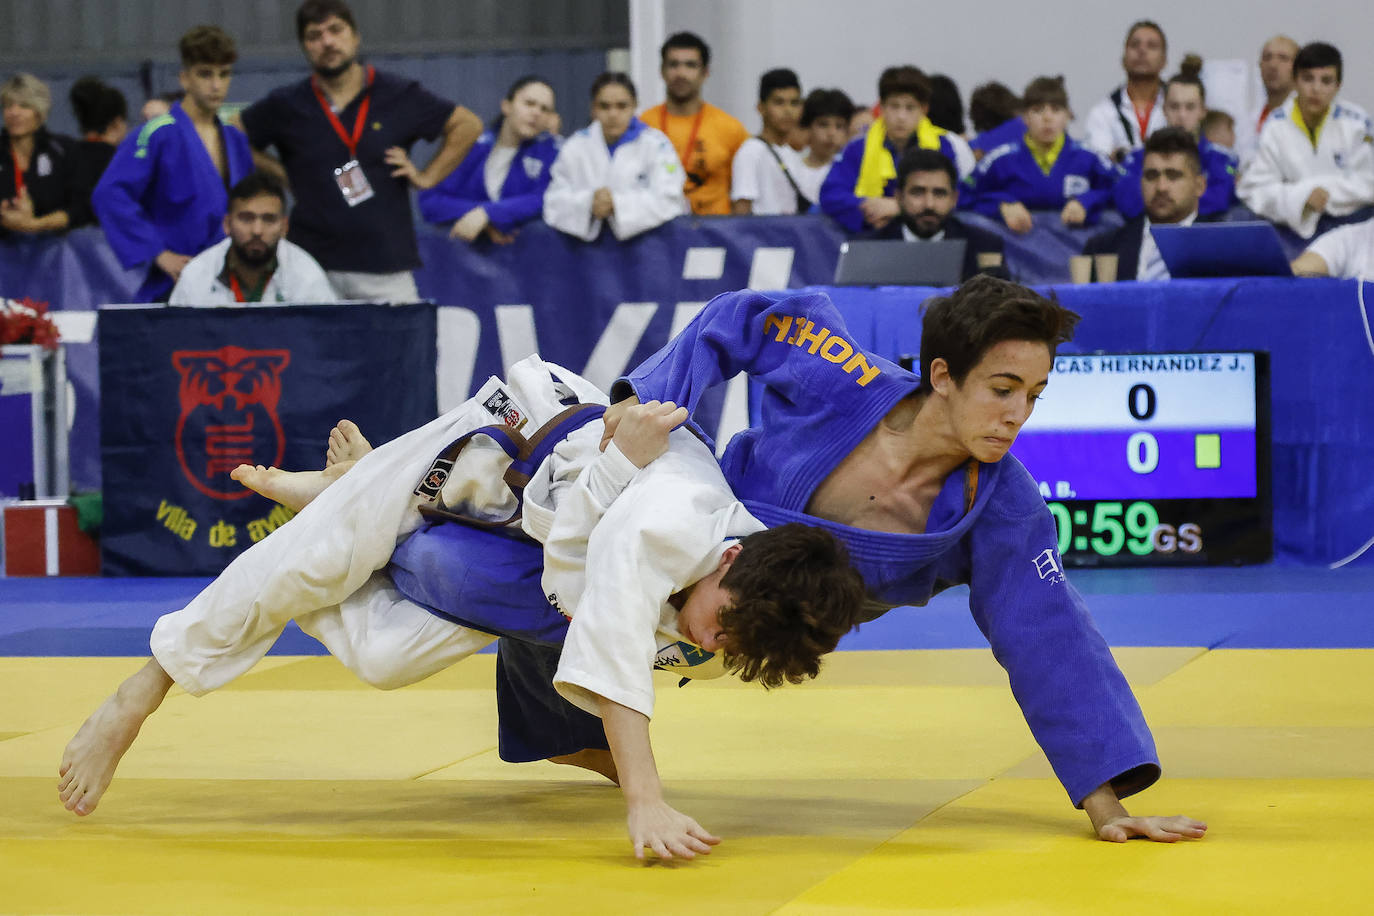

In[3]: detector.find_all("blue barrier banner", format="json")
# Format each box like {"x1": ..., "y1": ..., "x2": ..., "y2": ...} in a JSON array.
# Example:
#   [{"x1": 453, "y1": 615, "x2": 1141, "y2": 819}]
[{"x1": 97, "y1": 304, "x2": 438, "y2": 576}]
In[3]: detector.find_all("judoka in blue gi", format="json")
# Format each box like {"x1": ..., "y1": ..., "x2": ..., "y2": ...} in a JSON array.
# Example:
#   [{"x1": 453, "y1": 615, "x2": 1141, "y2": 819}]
[
  {"x1": 417, "y1": 76, "x2": 560, "y2": 244},
  {"x1": 57, "y1": 356, "x2": 864, "y2": 861},
  {"x1": 966, "y1": 77, "x2": 1119, "y2": 234},
  {"x1": 496, "y1": 275, "x2": 1208, "y2": 844},
  {"x1": 92, "y1": 26, "x2": 254, "y2": 302}
]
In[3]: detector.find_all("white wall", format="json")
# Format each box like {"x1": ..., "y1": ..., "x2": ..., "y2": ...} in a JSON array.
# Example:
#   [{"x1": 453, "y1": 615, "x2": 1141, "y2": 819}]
[{"x1": 630, "y1": 0, "x2": 1367, "y2": 133}]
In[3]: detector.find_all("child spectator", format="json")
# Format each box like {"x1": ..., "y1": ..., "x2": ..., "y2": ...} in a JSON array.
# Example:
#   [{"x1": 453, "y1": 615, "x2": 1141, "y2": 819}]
[
  {"x1": 1202, "y1": 110, "x2": 1236, "y2": 153},
  {"x1": 67, "y1": 77, "x2": 128, "y2": 228},
  {"x1": 1113, "y1": 56, "x2": 1238, "y2": 220},
  {"x1": 418, "y1": 76, "x2": 559, "y2": 245},
  {"x1": 968, "y1": 81, "x2": 1025, "y2": 161},
  {"x1": 543, "y1": 72, "x2": 685, "y2": 242},
  {"x1": 730, "y1": 69, "x2": 806, "y2": 215},
  {"x1": 791, "y1": 88, "x2": 854, "y2": 208},
  {"x1": 820, "y1": 65, "x2": 974, "y2": 233},
  {"x1": 967, "y1": 76, "x2": 1119, "y2": 234},
  {"x1": 0, "y1": 72, "x2": 76, "y2": 237},
  {"x1": 1238, "y1": 41, "x2": 1374, "y2": 238}
]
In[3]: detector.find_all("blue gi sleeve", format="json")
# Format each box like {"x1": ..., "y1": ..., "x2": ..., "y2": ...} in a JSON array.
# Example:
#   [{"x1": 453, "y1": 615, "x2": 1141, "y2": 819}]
[
  {"x1": 965, "y1": 462, "x2": 1160, "y2": 806},
  {"x1": 1198, "y1": 146, "x2": 1238, "y2": 216},
  {"x1": 482, "y1": 140, "x2": 559, "y2": 231},
  {"x1": 818, "y1": 137, "x2": 868, "y2": 233},
  {"x1": 1072, "y1": 152, "x2": 1121, "y2": 222},
  {"x1": 91, "y1": 119, "x2": 176, "y2": 268},
  {"x1": 968, "y1": 153, "x2": 1020, "y2": 219},
  {"x1": 417, "y1": 148, "x2": 487, "y2": 224},
  {"x1": 1111, "y1": 150, "x2": 1146, "y2": 219}
]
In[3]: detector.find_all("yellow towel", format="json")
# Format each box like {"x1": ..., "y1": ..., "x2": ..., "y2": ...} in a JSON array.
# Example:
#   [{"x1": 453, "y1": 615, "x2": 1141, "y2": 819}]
[{"x1": 854, "y1": 117, "x2": 947, "y2": 197}]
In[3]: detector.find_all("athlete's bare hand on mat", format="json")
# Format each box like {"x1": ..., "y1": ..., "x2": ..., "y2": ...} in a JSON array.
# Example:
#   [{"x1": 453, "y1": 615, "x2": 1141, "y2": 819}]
[
  {"x1": 600, "y1": 395, "x2": 641, "y2": 452},
  {"x1": 1096, "y1": 814, "x2": 1208, "y2": 843},
  {"x1": 613, "y1": 400, "x2": 688, "y2": 468},
  {"x1": 627, "y1": 799, "x2": 720, "y2": 860}
]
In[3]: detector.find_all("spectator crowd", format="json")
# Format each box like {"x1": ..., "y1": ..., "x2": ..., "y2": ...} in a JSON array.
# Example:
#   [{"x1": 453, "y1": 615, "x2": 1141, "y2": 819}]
[{"x1": 2, "y1": 5, "x2": 1372, "y2": 302}]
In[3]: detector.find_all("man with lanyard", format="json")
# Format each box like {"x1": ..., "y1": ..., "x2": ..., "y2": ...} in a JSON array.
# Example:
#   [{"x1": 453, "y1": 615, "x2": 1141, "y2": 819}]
[
  {"x1": 237, "y1": 0, "x2": 481, "y2": 301},
  {"x1": 1081, "y1": 20, "x2": 1169, "y2": 164},
  {"x1": 169, "y1": 171, "x2": 337, "y2": 305},
  {"x1": 638, "y1": 31, "x2": 748, "y2": 216}
]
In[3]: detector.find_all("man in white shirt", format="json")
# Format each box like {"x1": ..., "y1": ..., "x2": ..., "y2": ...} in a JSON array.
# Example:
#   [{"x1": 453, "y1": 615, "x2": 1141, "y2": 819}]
[
  {"x1": 730, "y1": 68, "x2": 807, "y2": 215},
  {"x1": 1081, "y1": 20, "x2": 1170, "y2": 163},
  {"x1": 1085, "y1": 127, "x2": 1207, "y2": 280},
  {"x1": 1292, "y1": 217, "x2": 1374, "y2": 277},
  {"x1": 1238, "y1": 42, "x2": 1374, "y2": 239},
  {"x1": 169, "y1": 171, "x2": 338, "y2": 305}
]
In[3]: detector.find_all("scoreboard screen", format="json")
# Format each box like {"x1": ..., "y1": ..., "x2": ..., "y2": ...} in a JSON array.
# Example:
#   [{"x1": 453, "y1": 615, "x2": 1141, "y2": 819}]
[{"x1": 1009, "y1": 351, "x2": 1272, "y2": 566}]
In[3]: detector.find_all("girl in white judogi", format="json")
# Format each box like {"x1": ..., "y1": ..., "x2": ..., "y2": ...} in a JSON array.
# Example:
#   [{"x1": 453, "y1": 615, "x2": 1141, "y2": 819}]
[{"x1": 543, "y1": 72, "x2": 687, "y2": 241}]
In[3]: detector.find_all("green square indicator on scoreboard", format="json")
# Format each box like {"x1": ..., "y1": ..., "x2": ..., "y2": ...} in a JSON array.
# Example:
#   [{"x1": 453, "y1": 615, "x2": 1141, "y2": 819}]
[{"x1": 1195, "y1": 433, "x2": 1221, "y2": 469}]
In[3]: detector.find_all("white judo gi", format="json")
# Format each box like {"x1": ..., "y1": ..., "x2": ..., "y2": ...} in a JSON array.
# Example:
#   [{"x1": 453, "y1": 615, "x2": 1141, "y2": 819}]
[
  {"x1": 1238, "y1": 98, "x2": 1374, "y2": 238},
  {"x1": 149, "y1": 356, "x2": 758, "y2": 713},
  {"x1": 542, "y1": 120, "x2": 687, "y2": 241}
]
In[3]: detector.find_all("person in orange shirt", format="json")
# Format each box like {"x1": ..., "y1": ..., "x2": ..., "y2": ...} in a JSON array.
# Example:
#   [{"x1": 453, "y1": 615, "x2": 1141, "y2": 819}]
[{"x1": 639, "y1": 31, "x2": 748, "y2": 216}]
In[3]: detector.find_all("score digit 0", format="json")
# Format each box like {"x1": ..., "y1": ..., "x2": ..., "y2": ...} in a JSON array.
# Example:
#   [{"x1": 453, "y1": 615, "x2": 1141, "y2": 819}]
[{"x1": 1127, "y1": 383, "x2": 1158, "y2": 475}]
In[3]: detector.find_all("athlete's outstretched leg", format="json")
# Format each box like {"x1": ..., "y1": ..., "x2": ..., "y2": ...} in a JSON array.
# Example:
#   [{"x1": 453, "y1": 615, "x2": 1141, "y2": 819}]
[{"x1": 231, "y1": 461, "x2": 354, "y2": 512}]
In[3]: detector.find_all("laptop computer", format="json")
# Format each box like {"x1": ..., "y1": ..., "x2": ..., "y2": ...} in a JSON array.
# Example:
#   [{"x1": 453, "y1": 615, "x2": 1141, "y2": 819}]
[
  {"x1": 832, "y1": 238, "x2": 967, "y2": 286},
  {"x1": 1150, "y1": 221, "x2": 1293, "y2": 278}
]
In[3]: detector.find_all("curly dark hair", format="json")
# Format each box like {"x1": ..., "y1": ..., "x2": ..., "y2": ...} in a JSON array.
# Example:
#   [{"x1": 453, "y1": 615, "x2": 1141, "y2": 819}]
[{"x1": 716, "y1": 523, "x2": 867, "y2": 689}]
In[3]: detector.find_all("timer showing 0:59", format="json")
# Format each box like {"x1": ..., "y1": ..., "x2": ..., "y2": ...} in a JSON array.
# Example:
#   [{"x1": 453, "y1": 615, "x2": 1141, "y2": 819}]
[{"x1": 1047, "y1": 500, "x2": 1168, "y2": 557}]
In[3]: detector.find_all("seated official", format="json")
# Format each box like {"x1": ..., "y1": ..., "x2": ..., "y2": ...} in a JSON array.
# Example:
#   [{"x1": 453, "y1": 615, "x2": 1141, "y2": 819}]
[
  {"x1": 1291, "y1": 217, "x2": 1374, "y2": 278},
  {"x1": 1238, "y1": 42, "x2": 1374, "y2": 238},
  {"x1": 417, "y1": 76, "x2": 559, "y2": 245},
  {"x1": 1114, "y1": 56, "x2": 1237, "y2": 220},
  {"x1": 543, "y1": 72, "x2": 685, "y2": 242},
  {"x1": 966, "y1": 76, "x2": 1119, "y2": 234},
  {"x1": 169, "y1": 172, "x2": 337, "y2": 305},
  {"x1": 1085, "y1": 127, "x2": 1216, "y2": 281},
  {"x1": 866, "y1": 148, "x2": 1006, "y2": 280},
  {"x1": 1, "y1": 72, "x2": 77, "y2": 237}
]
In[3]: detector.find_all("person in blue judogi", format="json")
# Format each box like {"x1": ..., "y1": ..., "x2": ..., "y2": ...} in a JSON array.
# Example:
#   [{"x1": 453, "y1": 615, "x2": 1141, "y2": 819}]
[
  {"x1": 966, "y1": 76, "x2": 1120, "y2": 233},
  {"x1": 492, "y1": 276, "x2": 1209, "y2": 845},
  {"x1": 417, "y1": 76, "x2": 560, "y2": 245},
  {"x1": 92, "y1": 26, "x2": 254, "y2": 301}
]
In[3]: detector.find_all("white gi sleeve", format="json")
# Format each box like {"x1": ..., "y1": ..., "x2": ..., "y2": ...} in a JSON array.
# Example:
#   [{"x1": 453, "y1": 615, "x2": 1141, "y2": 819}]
[
  {"x1": 945, "y1": 132, "x2": 976, "y2": 180},
  {"x1": 167, "y1": 250, "x2": 218, "y2": 305},
  {"x1": 1237, "y1": 127, "x2": 1325, "y2": 237},
  {"x1": 543, "y1": 135, "x2": 601, "y2": 242},
  {"x1": 1318, "y1": 130, "x2": 1374, "y2": 216},
  {"x1": 1081, "y1": 97, "x2": 1124, "y2": 160},
  {"x1": 609, "y1": 131, "x2": 687, "y2": 240},
  {"x1": 286, "y1": 244, "x2": 340, "y2": 303}
]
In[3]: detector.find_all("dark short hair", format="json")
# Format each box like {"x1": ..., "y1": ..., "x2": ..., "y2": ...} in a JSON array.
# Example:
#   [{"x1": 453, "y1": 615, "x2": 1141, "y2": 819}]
[
  {"x1": 660, "y1": 31, "x2": 710, "y2": 68},
  {"x1": 1143, "y1": 125, "x2": 1201, "y2": 172},
  {"x1": 968, "y1": 81, "x2": 1021, "y2": 134},
  {"x1": 800, "y1": 88, "x2": 854, "y2": 127},
  {"x1": 926, "y1": 74, "x2": 965, "y2": 134},
  {"x1": 1022, "y1": 75, "x2": 1068, "y2": 110},
  {"x1": 758, "y1": 68, "x2": 801, "y2": 103},
  {"x1": 296, "y1": 0, "x2": 357, "y2": 42},
  {"x1": 878, "y1": 65, "x2": 931, "y2": 106},
  {"x1": 229, "y1": 171, "x2": 287, "y2": 208},
  {"x1": 718, "y1": 524, "x2": 866, "y2": 689},
  {"x1": 505, "y1": 74, "x2": 552, "y2": 102},
  {"x1": 590, "y1": 71, "x2": 636, "y2": 102},
  {"x1": 897, "y1": 147, "x2": 956, "y2": 190},
  {"x1": 69, "y1": 76, "x2": 127, "y2": 134},
  {"x1": 179, "y1": 25, "x2": 237, "y2": 68},
  {"x1": 1125, "y1": 19, "x2": 1167, "y2": 53},
  {"x1": 919, "y1": 275, "x2": 1080, "y2": 394},
  {"x1": 1166, "y1": 53, "x2": 1207, "y2": 102},
  {"x1": 1294, "y1": 42, "x2": 1343, "y2": 82},
  {"x1": 1201, "y1": 109, "x2": 1234, "y2": 133}
]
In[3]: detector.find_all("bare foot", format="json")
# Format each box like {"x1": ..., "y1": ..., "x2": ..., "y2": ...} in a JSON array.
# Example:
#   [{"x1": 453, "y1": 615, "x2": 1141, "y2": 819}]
[
  {"x1": 550, "y1": 749, "x2": 619, "y2": 785},
  {"x1": 231, "y1": 462, "x2": 351, "y2": 512},
  {"x1": 326, "y1": 420, "x2": 372, "y2": 467},
  {"x1": 58, "y1": 659, "x2": 173, "y2": 816}
]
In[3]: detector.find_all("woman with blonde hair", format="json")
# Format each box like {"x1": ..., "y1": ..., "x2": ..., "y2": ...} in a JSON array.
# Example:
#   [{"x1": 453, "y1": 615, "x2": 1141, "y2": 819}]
[{"x1": 1, "y1": 72, "x2": 76, "y2": 235}]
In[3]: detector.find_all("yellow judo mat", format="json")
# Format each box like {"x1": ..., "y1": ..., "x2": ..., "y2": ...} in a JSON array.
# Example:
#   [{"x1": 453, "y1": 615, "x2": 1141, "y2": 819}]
[{"x1": 2, "y1": 647, "x2": 1372, "y2": 914}]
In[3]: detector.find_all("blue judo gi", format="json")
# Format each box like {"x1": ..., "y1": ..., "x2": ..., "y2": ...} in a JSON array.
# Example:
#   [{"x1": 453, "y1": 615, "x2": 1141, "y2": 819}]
[
  {"x1": 416, "y1": 129, "x2": 559, "y2": 232},
  {"x1": 967, "y1": 135, "x2": 1120, "y2": 225},
  {"x1": 92, "y1": 102, "x2": 254, "y2": 301},
  {"x1": 469, "y1": 288, "x2": 1161, "y2": 806},
  {"x1": 1112, "y1": 138, "x2": 1238, "y2": 220}
]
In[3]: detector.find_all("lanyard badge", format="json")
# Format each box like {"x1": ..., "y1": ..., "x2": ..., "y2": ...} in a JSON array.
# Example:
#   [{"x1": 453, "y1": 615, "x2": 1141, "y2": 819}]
[{"x1": 313, "y1": 66, "x2": 377, "y2": 207}]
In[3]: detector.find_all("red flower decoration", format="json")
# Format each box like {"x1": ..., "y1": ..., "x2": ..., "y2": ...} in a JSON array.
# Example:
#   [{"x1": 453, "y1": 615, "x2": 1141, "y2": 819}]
[{"x1": 0, "y1": 297, "x2": 61, "y2": 350}]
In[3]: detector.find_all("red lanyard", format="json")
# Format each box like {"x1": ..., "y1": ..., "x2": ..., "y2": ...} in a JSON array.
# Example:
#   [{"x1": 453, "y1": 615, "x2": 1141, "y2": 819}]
[
  {"x1": 1133, "y1": 99, "x2": 1155, "y2": 144},
  {"x1": 311, "y1": 65, "x2": 376, "y2": 159},
  {"x1": 659, "y1": 104, "x2": 705, "y2": 170},
  {"x1": 9, "y1": 147, "x2": 25, "y2": 198},
  {"x1": 1257, "y1": 105, "x2": 1275, "y2": 136},
  {"x1": 228, "y1": 274, "x2": 247, "y2": 303}
]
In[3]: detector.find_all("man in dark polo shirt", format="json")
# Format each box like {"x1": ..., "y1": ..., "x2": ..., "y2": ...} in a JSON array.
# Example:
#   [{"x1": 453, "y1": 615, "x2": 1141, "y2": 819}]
[{"x1": 239, "y1": 0, "x2": 481, "y2": 301}]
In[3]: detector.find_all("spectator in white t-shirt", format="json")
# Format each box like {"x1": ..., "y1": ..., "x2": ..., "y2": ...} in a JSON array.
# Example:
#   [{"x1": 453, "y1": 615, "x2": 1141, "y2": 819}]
[
  {"x1": 790, "y1": 88, "x2": 854, "y2": 209},
  {"x1": 730, "y1": 68, "x2": 806, "y2": 215},
  {"x1": 1291, "y1": 218, "x2": 1374, "y2": 277}
]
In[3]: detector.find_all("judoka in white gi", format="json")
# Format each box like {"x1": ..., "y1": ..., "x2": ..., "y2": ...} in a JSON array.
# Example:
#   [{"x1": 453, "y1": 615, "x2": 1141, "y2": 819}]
[
  {"x1": 58, "y1": 356, "x2": 864, "y2": 861},
  {"x1": 543, "y1": 72, "x2": 687, "y2": 242}
]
